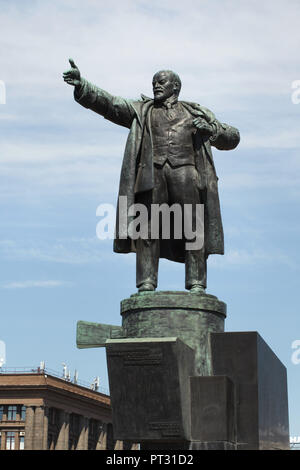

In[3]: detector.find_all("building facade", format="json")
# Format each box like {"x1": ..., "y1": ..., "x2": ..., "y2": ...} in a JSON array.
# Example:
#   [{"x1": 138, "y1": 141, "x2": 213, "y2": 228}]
[{"x1": 0, "y1": 370, "x2": 133, "y2": 450}]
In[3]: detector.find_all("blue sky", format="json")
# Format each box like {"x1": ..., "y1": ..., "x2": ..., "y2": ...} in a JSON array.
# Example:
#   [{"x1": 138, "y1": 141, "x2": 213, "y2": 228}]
[{"x1": 0, "y1": 0, "x2": 300, "y2": 437}]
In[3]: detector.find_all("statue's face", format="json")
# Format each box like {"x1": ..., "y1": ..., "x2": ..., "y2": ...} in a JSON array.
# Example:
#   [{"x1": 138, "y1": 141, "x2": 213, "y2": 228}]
[{"x1": 152, "y1": 71, "x2": 177, "y2": 102}]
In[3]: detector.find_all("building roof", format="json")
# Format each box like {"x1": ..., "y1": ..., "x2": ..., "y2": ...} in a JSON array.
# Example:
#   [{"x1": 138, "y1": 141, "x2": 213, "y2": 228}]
[{"x1": 0, "y1": 369, "x2": 111, "y2": 420}]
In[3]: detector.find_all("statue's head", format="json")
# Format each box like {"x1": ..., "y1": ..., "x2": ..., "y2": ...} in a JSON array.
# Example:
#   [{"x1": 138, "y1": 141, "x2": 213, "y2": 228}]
[{"x1": 152, "y1": 70, "x2": 181, "y2": 102}]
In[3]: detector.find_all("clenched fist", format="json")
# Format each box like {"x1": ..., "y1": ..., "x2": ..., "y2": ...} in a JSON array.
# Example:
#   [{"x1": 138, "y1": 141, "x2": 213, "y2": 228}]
[{"x1": 193, "y1": 117, "x2": 214, "y2": 137}]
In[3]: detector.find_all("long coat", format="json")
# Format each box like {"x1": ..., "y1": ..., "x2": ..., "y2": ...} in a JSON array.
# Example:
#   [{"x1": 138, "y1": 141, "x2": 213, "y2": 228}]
[{"x1": 74, "y1": 79, "x2": 240, "y2": 262}]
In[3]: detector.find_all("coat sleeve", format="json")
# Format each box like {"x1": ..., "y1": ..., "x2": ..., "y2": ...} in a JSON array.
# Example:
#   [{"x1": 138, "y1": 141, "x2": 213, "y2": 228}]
[
  {"x1": 74, "y1": 78, "x2": 136, "y2": 129},
  {"x1": 209, "y1": 120, "x2": 240, "y2": 151},
  {"x1": 184, "y1": 102, "x2": 240, "y2": 151}
]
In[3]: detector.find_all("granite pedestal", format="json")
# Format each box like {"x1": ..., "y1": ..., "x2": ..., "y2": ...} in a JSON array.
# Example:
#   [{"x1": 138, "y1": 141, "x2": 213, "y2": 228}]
[
  {"x1": 121, "y1": 292, "x2": 226, "y2": 377},
  {"x1": 76, "y1": 291, "x2": 290, "y2": 450},
  {"x1": 210, "y1": 332, "x2": 290, "y2": 450},
  {"x1": 77, "y1": 291, "x2": 226, "y2": 376},
  {"x1": 106, "y1": 337, "x2": 194, "y2": 447}
]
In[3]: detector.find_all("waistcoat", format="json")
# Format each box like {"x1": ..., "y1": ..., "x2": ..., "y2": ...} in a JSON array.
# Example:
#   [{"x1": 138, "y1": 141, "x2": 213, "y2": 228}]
[{"x1": 151, "y1": 102, "x2": 195, "y2": 167}]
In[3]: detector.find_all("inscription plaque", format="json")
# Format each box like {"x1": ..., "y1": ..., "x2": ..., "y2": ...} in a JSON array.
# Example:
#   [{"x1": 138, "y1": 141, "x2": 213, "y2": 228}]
[
  {"x1": 106, "y1": 337, "x2": 195, "y2": 441},
  {"x1": 107, "y1": 348, "x2": 163, "y2": 366}
]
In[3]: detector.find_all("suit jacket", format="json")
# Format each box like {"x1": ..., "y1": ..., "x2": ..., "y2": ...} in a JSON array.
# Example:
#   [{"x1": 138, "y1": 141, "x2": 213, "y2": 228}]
[{"x1": 74, "y1": 79, "x2": 240, "y2": 261}]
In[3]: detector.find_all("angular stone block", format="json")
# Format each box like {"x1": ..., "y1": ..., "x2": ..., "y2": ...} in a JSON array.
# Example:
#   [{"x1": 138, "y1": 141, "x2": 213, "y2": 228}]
[
  {"x1": 190, "y1": 376, "x2": 235, "y2": 444},
  {"x1": 210, "y1": 332, "x2": 290, "y2": 450},
  {"x1": 105, "y1": 337, "x2": 195, "y2": 442},
  {"x1": 76, "y1": 321, "x2": 124, "y2": 348}
]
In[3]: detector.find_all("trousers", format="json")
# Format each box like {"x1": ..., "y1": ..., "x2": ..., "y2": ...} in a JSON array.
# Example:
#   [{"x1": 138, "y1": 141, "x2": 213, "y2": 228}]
[{"x1": 135, "y1": 162, "x2": 207, "y2": 289}]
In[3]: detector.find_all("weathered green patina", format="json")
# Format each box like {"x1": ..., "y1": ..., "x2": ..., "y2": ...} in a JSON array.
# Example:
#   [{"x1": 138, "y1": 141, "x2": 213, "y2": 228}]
[
  {"x1": 77, "y1": 291, "x2": 226, "y2": 376},
  {"x1": 63, "y1": 59, "x2": 240, "y2": 292}
]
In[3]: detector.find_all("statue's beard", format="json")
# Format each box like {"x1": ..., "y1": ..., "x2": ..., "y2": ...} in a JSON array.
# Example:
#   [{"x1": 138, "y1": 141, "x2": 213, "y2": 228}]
[
  {"x1": 153, "y1": 91, "x2": 165, "y2": 101},
  {"x1": 153, "y1": 92, "x2": 178, "y2": 103}
]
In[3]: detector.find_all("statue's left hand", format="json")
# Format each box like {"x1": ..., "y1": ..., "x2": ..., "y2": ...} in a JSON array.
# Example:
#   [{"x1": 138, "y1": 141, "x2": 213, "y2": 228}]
[{"x1": 193, "y1": 117, "x2": 214, "y2": 137}]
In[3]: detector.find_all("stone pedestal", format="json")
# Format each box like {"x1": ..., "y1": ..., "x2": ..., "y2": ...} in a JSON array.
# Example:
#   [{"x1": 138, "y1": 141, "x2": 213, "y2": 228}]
[
  {"x1": 106, "y1": 337, "x2": 194, "y2": 446},
  {"x1": 77, "y1": 290, "x2": 290, "y2": 450},
  {"x1": 190, "y1": 376, "x2": 236, "y2": 446},
  {"x1": 121, "y1": 291, "x2": 226, "y2": 376},
  {"x1": 210, "y1": 332, "x2": 290, "y2": 450}
]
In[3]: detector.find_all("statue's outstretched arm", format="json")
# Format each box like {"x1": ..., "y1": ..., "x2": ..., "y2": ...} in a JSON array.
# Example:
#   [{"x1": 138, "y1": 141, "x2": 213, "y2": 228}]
[{"x1": 63, "y1": 59, "x2": 136, "y2": 129}]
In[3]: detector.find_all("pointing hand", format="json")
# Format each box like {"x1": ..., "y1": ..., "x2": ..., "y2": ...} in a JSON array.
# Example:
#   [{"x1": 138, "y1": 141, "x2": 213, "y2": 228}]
[{"x1": 63, "y1": 58, "x2": 81, "y2": 87}]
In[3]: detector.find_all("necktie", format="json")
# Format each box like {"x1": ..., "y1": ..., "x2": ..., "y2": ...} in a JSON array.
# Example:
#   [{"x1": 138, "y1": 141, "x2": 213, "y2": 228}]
[{"x1": 166, "y1": 102, "x2": 175, "y2": 120}]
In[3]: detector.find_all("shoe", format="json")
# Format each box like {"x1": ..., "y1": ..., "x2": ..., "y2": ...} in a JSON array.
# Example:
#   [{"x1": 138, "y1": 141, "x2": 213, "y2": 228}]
[
  {"x1": 138, "y1": 282, "x2": 156, "y2": 293},
  {"x1": 190, "y1": 284, "x2": 206, "y2": 294}
]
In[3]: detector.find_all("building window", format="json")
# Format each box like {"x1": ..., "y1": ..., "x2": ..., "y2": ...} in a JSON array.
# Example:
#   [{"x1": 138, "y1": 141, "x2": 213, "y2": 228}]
[
  {"x1": 106, "y1": 423, "x2": 114, "y2": 450},
  {"x1": 48, "y1": 408, "x2": 60, "y2": 450},
  {"x1": 88, "y1": 419, "x2": 99, "y2": 450},
  {"x1": 19, "y1": 435, "x2": 25, "y2": 450},
  {"x1": 69, "y1": 413, "x2": 79, "y2": 434},
  {"x1": 20, "y1": 405, "x2": 26, "y2": 421},
  {"x1": 69, "y1": 413, "x2": 80, "y2": 450},
  {"x1": 7, "y1": 405, "x2": 17, "y2": 421},
  {"x1": 48, "y1": 433, "x2": 57, "y2": 450},
  {"x1": 48, "y1": 407, "x2": 59, "y2": 425},
  {"x1": 0, "y1": 406, "x2": 3, "y2": 421},
  {"x1": 6, "y1": 432, "x2": 15, "y2": 450}
]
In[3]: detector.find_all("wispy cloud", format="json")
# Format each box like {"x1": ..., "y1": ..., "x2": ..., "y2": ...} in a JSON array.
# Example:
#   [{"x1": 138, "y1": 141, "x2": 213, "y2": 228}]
[
  {"x1": 209, "y1": 248, "x2": 298, "y2": 270},
  {"x1": 1, "y1": 0, "x2": 300, "y2": 201},
  {"x1": 0, "y1": 237, "x2": 110, "y2": 264},
  {"x1": 1, "y1": 280, "x2": 69, "y2": 289},
  {"x1": 1, "y1": 0, "x2": 300, "y2": 97}
]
